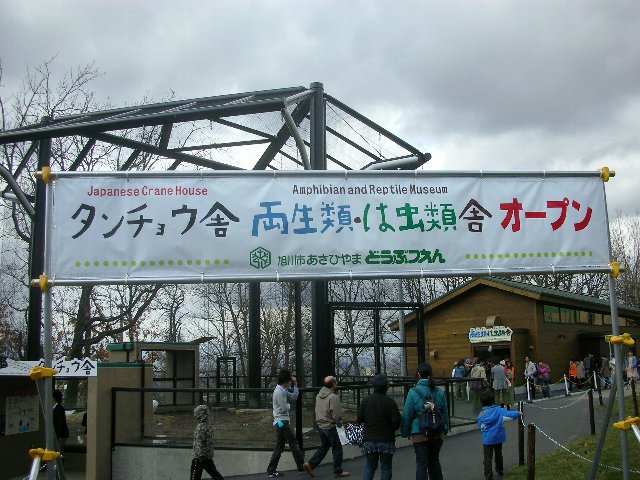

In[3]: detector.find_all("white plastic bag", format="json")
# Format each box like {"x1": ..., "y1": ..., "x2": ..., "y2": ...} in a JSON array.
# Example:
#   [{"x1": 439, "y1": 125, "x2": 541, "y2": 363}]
[{"x1": 336, "y1": 426, "x2": 349, "y2": 445}]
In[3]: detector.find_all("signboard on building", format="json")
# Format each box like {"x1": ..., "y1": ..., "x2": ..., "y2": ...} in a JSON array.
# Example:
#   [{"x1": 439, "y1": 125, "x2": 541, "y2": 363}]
[
  {"x1": 47, "y1": 170, "x2": 611, "y2": 283},
  {"x1": 4, "y1": 395, "x2": 39, "y2": 435},
  {"x1": 0, "y1": 358, "x2": 97, "y2": 377},
  {"x1": 468, "y1": 326, "x2": 513, "y2": 343}
]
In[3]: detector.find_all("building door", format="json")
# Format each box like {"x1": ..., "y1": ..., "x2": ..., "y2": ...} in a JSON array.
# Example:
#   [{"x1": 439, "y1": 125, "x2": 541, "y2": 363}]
[{"x1": 473, "y1": 344, "x2": 511, "y2": 362}]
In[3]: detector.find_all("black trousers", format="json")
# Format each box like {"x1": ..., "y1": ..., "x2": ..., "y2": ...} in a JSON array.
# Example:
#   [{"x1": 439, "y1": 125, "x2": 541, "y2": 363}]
[
  {"x1": 267, "y1": 421, "x2": 305, "y2": 473},
  {"x1": 190, "y1": 457, "x2": 224, "y2": 480},
  {"x1": 483, "y1": 443, "x2": 503, "y2": 476}
]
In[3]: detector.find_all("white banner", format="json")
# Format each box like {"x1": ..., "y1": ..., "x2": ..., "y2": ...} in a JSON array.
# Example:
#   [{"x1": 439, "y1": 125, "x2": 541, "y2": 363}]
[
  {"x1": 0, "y1": 358, "x2": 98, "y2": 377},
  {"x1": 48, "y1": 171, "x2": 610, "y2": 283},
  {"x1": 469, "y1": 326, "x2": 513, "y2": 343}
]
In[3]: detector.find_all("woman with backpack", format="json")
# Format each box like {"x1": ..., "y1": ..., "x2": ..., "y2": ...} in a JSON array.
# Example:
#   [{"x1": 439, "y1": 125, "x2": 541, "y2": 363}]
[{"x1": 401, "y1": 362, "x2": 450, "y2": 480}]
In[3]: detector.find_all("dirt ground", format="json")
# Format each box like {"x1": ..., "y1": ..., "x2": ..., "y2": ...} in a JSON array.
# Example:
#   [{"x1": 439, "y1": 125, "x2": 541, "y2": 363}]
[{"x1": 150, "y1": 406, "x2": 359, "y2": 448}]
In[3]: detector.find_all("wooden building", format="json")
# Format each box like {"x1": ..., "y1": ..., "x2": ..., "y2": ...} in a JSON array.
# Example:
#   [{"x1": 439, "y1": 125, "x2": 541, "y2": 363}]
[{"x1": 403, "y1": 277, "x2": 640, "y2": 383}]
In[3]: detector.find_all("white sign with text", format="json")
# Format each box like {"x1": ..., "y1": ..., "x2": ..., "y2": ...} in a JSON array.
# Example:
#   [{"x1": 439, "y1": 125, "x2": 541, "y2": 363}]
[{"x1": 48, "y1": 171, "x2": 610, "y2": 283}]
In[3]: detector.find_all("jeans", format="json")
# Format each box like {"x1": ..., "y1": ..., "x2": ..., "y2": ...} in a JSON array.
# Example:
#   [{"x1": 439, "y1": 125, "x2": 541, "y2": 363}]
[
  {"x1": 308, "y1": 427, "x2": 344, "y2": 474},
  {"x1": 538, "y1": 377, "x2": 550, "y2": 398},
  {"x1": 414, "y1": 439, "x2": 443, "y2": 480},
  {"x1": 362, "y1": 452, "x2": 393, "y2": 480},
  {"x1": 483, "y1": 443, "x2": 503, "y2": 476},
  {"x1": 267, "y1": 421, "x2": 304, "y2": 473}
]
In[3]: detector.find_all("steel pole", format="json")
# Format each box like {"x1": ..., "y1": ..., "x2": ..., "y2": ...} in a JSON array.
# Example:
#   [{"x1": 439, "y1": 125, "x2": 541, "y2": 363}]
[
  {"x1": 609, "y1": 275, "x2": 629, "y2": 480},
  {"x1": 42, "y1": 172, "x2": 57, "y2": 480},
  {"x1": 309, "y1": 82, "x2": 330, "y2": 386},
  {"x1": 27, "y1": 124, "x2": 51, "y2": 359},
  {"x1": 602, "y1": 175, "x2": 630, "y2": 479},
  {"x1": 248, "y1": 282, "x2": 261, "y2": 406}
]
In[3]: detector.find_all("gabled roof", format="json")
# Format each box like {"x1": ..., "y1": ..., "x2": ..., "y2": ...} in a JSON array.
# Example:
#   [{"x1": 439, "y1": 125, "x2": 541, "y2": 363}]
[{"x1": 424, "y1": 277, "x2": 640, "y2": 318}]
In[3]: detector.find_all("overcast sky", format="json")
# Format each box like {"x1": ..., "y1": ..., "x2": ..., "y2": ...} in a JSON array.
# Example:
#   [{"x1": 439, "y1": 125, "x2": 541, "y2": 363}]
[{"x1": 1, "y1": 0, "x2": 638, "y2": 215}]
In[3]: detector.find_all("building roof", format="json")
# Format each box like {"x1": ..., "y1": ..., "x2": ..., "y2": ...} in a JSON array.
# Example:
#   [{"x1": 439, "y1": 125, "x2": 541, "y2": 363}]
[{"x1": 423, "y1": 276, "x2": 640, "y2": 318}]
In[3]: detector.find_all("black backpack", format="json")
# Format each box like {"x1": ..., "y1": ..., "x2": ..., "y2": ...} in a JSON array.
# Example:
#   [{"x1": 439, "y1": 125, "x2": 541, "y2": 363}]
[{"x1": 412, "y1": 386, "x2": 445, "y2": 435}]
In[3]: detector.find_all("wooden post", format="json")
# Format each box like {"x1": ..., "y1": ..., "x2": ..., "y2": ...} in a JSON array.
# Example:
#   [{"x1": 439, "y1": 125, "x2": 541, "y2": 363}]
[
  {"x1": 518, "y1": 401, "x2": 525, "y2": 466},
  {"x1": 588, "y1": 389, "x2": 596, "y2": 435},
  {"x1": 632, "y1": 380, "x2": 639, "y2": 417},
  {"x1": 527, "y1": 423, "x2": 536, "y2": 480}
]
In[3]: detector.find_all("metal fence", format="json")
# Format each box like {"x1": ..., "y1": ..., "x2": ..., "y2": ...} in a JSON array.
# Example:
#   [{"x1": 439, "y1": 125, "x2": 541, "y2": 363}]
[{"x1": 111, "y1": 377, "x2": 481, "y2": 452}]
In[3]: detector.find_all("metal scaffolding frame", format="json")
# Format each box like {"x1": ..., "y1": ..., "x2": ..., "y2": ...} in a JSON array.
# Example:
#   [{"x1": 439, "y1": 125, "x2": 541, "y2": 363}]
[{"x1": 0, "y1": 83, "x2": 431, "y2": 469}]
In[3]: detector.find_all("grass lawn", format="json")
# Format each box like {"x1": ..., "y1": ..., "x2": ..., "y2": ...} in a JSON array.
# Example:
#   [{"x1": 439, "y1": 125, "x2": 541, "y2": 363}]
[{"x1": 506, "y1": 396, "x2": 640, "y2": 479}]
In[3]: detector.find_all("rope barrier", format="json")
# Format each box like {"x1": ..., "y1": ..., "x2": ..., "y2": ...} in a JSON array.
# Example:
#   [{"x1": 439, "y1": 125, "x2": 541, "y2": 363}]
[
  {"x1": 522, "y1": 389, "x2": 592, "y2": 410},
  {"x1": 529, "y1": 420, "x2": 640, "y2": 475},
  {"x1": 514, "y1": 375, "x2": 566, "y2": 388}
]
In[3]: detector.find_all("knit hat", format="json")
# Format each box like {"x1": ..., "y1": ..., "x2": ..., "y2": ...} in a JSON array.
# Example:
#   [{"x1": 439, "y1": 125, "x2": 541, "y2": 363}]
[{"x1": 370, "y1": 373, "x2": 389, "y2": 390}]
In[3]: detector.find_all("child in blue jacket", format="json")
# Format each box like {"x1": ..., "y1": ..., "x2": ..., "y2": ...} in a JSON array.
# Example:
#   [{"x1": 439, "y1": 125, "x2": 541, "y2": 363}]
[{"x1": 477, "y1": 389, "x2": 521, "y2": 480}]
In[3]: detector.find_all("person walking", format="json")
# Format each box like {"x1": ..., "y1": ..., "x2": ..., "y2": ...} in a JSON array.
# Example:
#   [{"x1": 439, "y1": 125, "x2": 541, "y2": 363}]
[
  {"x1": 576, "y1": 360, "x2": 586, "y2": 389},
  {"x1": 477, "y1": 389, "x2": 521, "y2": 480},
  {"x1": 524, "y1": 357, "x2": 537, "y2": 400},
  {"x1": 452, "y1": 359, "x2": 466, "y2": 401},
  {"x1": 568, "y1": 361, "x2": 577, "y2": 392},
  {"x1": 303, "y1": 376, "x2": 350, "y2": 477},
  {"x1": 357, "y1": 374, "x2": 401, "y2": 480},
  {"x1": 626, "y1": 351, "x2": 639, "y2": 385},
  {"x1": 503, "y1": 360, "x2": 515, "y2": 407},
  {"x1": 490, "y1": 360, "x2": 509, "y2": 407},
  {"x1": 537, "y1": 361, "x2": 551, "y2": 398},
  {"x1": 190, "y1": 405, "x2": 224, "y2": 480},
  {"x1": 401, "y1": 362, "x2": 449, "y2": 480},
  {"x1": 583, "y1": 354, "x2": 592, "y2": 382},
  {"x1": 266, "y1": 369, "x2": 306, "y2": 478},
  {"x1": 470, "y1": 360, "x2": 488, "y2": 414},
  {"x1": 600, "y1": 356, "x2": 611, "y2": 389},
  {"x1": 52, "y1": 389, "x2": 69, "y2": 455}
]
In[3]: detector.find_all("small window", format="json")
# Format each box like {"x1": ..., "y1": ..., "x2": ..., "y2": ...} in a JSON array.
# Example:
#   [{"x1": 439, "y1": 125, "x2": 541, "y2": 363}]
[
  {"x1": 559, "y1": 308, "x2": 576, "y2": 324},
  {"x1": 543, "y1": 305, "x2": 560, "y2": 323},
  {"x1": 577, "y1": 311, "x2": 590, "y2": 324},
  {"x1": 603, "y1": 314, "x2": 612, "y2": 325},
  {"x1": 593, "y1": 313, "x2": 603, "y2": 325}
]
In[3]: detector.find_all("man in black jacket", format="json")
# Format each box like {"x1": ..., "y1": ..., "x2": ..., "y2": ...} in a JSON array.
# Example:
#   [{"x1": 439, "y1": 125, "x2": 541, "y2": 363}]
[{"x1": 53, "y1": 389, "x2": 70, "y2": 454}]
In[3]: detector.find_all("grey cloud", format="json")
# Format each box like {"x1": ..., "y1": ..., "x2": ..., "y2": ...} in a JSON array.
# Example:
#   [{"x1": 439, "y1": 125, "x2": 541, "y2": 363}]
[{"x1": 1, "y1": 0, "x2": 640, "y2": 215}]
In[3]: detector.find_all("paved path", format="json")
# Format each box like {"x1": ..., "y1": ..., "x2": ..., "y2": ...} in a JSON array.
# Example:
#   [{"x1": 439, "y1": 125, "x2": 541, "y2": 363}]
[{"x1": 229, "y1": 388, "x2": 614, "y2": 479}]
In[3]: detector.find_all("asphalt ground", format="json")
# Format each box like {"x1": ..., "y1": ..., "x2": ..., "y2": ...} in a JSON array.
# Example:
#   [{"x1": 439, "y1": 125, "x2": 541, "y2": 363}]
[
  {"x1": 228, "y1": 388, "x2": 620, "y2": 479},
  {"x1": 12, "y1": 387, "x2": 631, "y2": 480}
]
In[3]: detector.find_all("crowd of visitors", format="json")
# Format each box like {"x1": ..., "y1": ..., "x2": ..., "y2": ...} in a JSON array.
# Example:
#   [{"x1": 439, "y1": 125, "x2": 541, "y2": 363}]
[{"x1": 182, "y1": 350, "x2": 638, "y2": 479}]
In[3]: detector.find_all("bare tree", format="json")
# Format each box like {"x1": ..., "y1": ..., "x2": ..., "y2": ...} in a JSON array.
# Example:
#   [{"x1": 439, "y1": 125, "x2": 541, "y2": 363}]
[
  {"x1": 611, "y1": 214, "x2": 640, "y2": 308},
  {"x1": 153, "y1": 284, "x2": 188, "y2": 342}
]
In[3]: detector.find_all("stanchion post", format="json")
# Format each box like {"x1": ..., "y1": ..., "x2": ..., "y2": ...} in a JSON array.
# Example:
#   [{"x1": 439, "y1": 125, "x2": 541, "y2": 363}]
[
  {"x1": 594, "y1": 371, "x2": 603, "y2": 406},
  {"x1": 588, "y1": 389, "x2": 596, "y2": 435},
  {"x1": 518, "y1": 401, "x2": 525, "y2": 466},
  {"x1": 526, "y1": 379, "x2": 532, "y2": 403},
  {"x1": 632, "y1": 380, "x2": 639, "y2": 417},
  {"x1": 527, "y1": 423, "x2": 536, "y2": 480},
  {"x1": 564, "y1": 374, "x2": 570, "y2": 397}
]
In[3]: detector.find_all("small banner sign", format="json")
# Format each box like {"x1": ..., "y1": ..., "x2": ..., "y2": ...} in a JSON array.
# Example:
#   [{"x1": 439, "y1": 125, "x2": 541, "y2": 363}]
[
  {"x1": 468, "y1": 326, "x2": 514, "y2": 343},
  {"x1": 0, "y1": 358, "x2": 97, "y2": 377},
  {"x1": 47, "y1": 171, "x2": 610, "y2": 283}
]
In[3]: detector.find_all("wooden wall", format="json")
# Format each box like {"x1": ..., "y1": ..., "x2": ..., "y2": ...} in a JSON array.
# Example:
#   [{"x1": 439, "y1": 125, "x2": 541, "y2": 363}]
[
  {"x1": 405, "y1": 282, "x2": 640, "y2": 387},
  {"x1": 406, "y1": 284, "x2": 536, "y2": 378}
]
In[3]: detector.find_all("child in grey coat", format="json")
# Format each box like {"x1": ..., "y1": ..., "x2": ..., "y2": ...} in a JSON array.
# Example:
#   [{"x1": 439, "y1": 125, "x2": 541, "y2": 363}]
[{"x1": 191, "y1": 405, "x2": 224, "y2": 480}]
